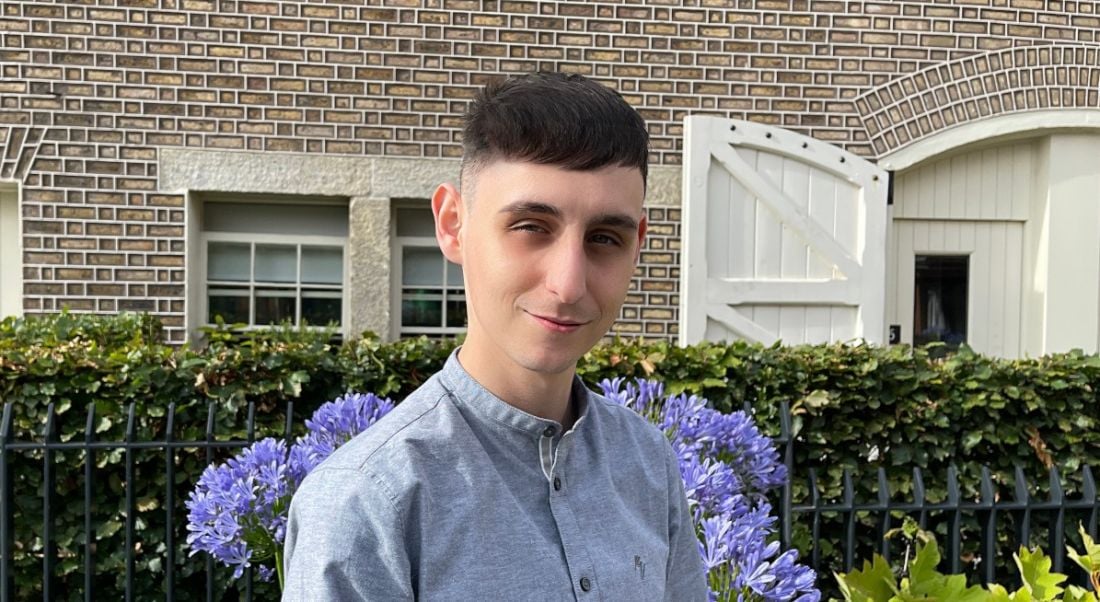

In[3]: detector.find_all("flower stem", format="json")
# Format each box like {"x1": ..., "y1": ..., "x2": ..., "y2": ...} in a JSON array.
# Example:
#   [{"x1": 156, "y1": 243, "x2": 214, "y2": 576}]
[{"x1": 275, "y1": 549, "x2": 285, "y2": 591}]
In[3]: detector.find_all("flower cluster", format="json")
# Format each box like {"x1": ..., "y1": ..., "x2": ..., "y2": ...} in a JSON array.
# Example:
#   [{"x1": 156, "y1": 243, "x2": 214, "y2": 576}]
[
  {"x1": 188, "y1": 381, "x2": 817, "y2": 599},
  {"x1": 185, "y1": 392, "x2": 395, "y2": 588},
  {"x1": 600, "y1": 378, "x2": 819, "y2": 602}
]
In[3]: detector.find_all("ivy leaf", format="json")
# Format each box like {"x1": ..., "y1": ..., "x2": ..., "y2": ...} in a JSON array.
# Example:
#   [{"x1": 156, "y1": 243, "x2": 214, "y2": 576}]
[{"x1": 1015, "y1": 546, "x2": 1066, "y2": 601}]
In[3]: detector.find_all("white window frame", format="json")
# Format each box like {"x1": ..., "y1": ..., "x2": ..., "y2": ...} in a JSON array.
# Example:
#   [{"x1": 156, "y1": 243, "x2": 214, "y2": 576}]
[
  {"x1": 390, "y1": 206, "x2": 466, "y2": 339},
  {"x1": 0, "y1": 184, "x2": 21, "y2": 319},
  {"x1": 199, "y1": 231, "x2": 349, "y2": 334}
]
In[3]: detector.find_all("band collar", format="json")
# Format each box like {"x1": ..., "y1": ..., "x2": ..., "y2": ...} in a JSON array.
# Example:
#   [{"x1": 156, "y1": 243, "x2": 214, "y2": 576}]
[{"x1": 437, "y1": 348, "x2": 590, "y2": 438}]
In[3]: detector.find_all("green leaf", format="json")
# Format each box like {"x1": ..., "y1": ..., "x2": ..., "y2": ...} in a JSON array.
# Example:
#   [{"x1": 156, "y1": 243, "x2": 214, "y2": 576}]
[
  {"x1": 1064, "y1": 585, "x2": 1099, "y2": 602},
  {"x1": 836, "y1": 555, "x2": 898, "y2": 602},
  {"x1": 1066, "y1": 524, "x2": 1100, "y2": 574},
  {"x1": 987, "y1": 584, "x2": 1014, "y2": 602},
  {"x1": 910, "y1": 540, "x2": 942, "y2": 586},
  {"x1": 1015, "y1": 546, "x2": 1066, "y2": 601}
]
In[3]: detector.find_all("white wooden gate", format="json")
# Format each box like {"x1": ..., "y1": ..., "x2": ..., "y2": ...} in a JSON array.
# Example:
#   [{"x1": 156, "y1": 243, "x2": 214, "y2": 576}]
[{"x1": 679, "y1": 116, "x2": 889, "y2": 346}]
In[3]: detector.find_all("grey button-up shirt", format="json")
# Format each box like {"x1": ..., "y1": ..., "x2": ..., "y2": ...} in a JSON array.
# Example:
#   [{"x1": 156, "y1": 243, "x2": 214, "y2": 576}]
[{"x1": 283, "y1": 351, "x2": 707, "y2": 601}]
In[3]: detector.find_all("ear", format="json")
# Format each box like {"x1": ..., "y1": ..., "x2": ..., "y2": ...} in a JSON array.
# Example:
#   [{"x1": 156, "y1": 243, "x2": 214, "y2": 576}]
[
  {"x1": 633, "y1": 213, "x2": 648, "y2": 265},
  {"x1": 432, "y1": 182, "x2": 464, "y2": 265}
]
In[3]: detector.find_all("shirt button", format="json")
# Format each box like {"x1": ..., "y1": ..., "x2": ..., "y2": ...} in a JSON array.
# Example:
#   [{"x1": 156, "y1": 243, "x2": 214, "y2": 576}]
[
  {"x1": 580, "y1": 577, "x2": 591, "y2": 592},
  {"x1": 553, "y1": 477, "x2": 561, "y2": 491},
  {"x1": 542, "y1": 426, "x2": 556, "y2": 437}
]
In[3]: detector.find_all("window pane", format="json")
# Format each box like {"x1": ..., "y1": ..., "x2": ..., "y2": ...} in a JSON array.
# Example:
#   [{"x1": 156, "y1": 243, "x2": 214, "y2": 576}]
[
  {"x1": 446, "y1": 298, "x2": 467, "y2": 328},
  {"x1": 302, "y1": 290, "x2": 341, "y2": 326},
  {"x1": 255, "y1": 244, "x2": 298, "y2": 283},
  {"x1": 302, "y1": 246, "x2": 343, "y2": 285},
  {"x1": 208, "y1": 287, "x2": 250, "y2": 324},
  {"x1": 395, "y1": 207, "x2": 435, "y2": 237},
  {"x1": 403, "y1": 247, "x2": 443, "y2": 286},
  {"x1": 208, "y1": 242, "x2": 251, "y2": 282},
  {"x1": 445, "y1": 260, "x2": 463, "y2": 288},
  {"x1": 402, "y1": 288, "x2": 443, "y2": 327},
  {"x1": 913, "y1": 255, "x2": 968, "y2": 346},
  {"x1": 255, "y1": 288, "x2": 296, "y2": 325}
]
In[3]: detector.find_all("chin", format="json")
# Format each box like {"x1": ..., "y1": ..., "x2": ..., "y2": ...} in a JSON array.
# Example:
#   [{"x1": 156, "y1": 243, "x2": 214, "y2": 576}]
[{"x1": 513, "y1": 348, "x2": 580, "y2": 375}]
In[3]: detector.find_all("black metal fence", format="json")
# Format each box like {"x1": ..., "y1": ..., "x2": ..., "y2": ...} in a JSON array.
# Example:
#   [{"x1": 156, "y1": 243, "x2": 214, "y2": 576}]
[
  {"x1": 2, "y1": 400, "x2": 1099, "y2": 601},
  {"x1": 767, "y1": 402, "x2": 1100, "y2": 589},
  {"x1": 0, "y1": 401, "x2": 295, "y2": 602}
]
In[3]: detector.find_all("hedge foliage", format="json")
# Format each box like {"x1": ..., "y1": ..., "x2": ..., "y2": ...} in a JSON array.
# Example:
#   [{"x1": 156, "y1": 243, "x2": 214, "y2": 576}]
[{"x1": 2, "y1": 312, "x2": 1099, "y2": 598}]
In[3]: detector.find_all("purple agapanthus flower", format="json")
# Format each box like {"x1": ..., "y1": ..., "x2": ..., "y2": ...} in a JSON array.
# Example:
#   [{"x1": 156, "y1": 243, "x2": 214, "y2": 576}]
[
  {"x1": 186, "y1": 392, "x2": 395, "y2": 587},
  {"x1": 289, "y1": 392, "x2": 395, "y2": 483},
  {"x1": 185, "y1": 438, "x2": 292, "y2": 580},
  {"x1": 600, "y1": 377, "x2": 818, "y2": 602}
]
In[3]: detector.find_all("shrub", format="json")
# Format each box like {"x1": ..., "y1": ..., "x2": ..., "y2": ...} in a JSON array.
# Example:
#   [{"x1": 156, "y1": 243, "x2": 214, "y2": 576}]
[{"x1": 3, "y1": 312, "x2": 1100, "y2": 598}]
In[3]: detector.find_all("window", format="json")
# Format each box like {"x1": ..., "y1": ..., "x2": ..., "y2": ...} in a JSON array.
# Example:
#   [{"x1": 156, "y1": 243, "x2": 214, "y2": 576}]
[
  {"x1": 200, "y1": 199, "x2": 348, "y2": 331},
  {"x1": 392, "y1": 206, "x2": 467, "y2": 338},
  {"x1": 0, "y1": 187, "x2": 19, "y2": 319},
  {"x1": 913, "y1": 255, "x2": 968, "y2": 346}
]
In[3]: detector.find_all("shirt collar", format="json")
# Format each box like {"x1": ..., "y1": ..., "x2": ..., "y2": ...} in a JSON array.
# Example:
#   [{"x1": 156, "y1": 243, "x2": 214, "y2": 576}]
[{"x1": 436, "y1": 348, "x2": 590, "y2": 438}]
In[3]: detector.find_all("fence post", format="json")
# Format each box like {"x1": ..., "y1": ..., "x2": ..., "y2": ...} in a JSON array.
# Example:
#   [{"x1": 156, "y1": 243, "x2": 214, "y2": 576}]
[
  {"x1": 83, "y1": 403, "x2": 96, "y2": 602},
  {"x1": 164, "y1": 403, "x2": 176, "y2": 602},
  {"x1": 0, "y1": 403, "x2": 12, "y2": 602},
  {"x1": 1013, "y1": 466, "x2": 1032, "y2": 550},
  {"x1": 1048, "y1": 467, "x2": 1066, "y2": 573},
  {"x1": 204, "y1": 403, "x2": 215, "y2": 602},
  {"x1": 1083, "y1": 466, "x2": 1097, "y2": 538},
  {"x1": 244, "y1": 403, "x2": 255, "y2": 602},
  {"x1": 779, "y1": 401, "x2": 792, "y2": 549},
  {"x1": 124, "y1": 403, "x2": 136, "y2": 602},
  {"x1": 977, "y1": 467, "x2": 996, "y2": 585},
  {"x1": 945, "y1": 466, "x2": 961, "y2": 574},
  {"x1": 807, "y1": 469, "x2": 821, "y2": 570},
  {"x1": 842, "y1": 468, "x2": 855, "y2": 571},
  {"x1": 875, "y1": 468, "x2": 891, "y2": 562},
  {"x1": 912, "y1": 467, "x2": 928, "y2": 530},
  {"x1": 41, "y1": 405, "x2": 57, "y2": 602}
]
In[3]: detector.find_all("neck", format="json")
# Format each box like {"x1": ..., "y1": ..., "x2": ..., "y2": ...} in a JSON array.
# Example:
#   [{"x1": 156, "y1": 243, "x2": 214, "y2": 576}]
[{"x1": 457, "y1": 342, "x2": 576, "y2": 429}]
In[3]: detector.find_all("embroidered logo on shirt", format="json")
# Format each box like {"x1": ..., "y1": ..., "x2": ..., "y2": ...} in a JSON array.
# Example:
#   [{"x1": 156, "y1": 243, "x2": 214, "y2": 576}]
[{"x1": 634, "y1": 555, "x2": 646, "y2": 580}]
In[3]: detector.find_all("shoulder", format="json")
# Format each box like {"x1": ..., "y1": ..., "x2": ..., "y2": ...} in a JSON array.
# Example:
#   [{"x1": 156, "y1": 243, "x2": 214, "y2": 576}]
[
  {"x1": 584, "y1": 387, "x2": 674, "y2": 454},
  {"x1": 296, "y1": 374, "x2": 455, "y2": 500}
]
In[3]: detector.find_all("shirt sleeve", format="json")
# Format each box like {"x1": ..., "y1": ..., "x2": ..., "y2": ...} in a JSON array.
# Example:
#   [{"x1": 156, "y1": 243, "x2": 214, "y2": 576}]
[
  {"x1": 282, "y1": 467, "x2": 414, "y2": 601},
  {"x1": 662, "y1": 440, "x2": 709, "y2": 602}
]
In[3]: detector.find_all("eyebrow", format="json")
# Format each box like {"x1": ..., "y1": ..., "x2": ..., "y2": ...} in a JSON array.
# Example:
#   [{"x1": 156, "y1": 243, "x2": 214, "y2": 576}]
[{"x1": 499, "y1": 201, "x2": 639, "y2": 230}]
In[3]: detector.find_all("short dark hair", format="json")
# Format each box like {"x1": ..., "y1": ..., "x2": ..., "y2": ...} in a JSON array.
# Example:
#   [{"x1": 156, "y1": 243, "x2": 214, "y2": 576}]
[{"x1": 460, "y1": 72, "x2": 650, "y2": 195}]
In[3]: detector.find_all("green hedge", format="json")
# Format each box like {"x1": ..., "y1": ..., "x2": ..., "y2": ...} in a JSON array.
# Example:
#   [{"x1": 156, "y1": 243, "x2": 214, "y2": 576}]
[{"x1": 2, "y1": 312, "x2": 1099, "y2": 598}]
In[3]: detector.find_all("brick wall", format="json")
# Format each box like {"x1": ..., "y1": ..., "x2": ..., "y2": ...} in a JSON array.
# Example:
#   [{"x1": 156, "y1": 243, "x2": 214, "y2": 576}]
[{"x1": 1, "y1": 0, "x2": 1096, "y2": 342}]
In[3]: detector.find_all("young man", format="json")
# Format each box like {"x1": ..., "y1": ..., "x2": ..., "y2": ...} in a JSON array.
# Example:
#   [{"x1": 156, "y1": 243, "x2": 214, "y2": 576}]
[{"x1": 283, "y1": 72, "x2": 707, "y2": 600}]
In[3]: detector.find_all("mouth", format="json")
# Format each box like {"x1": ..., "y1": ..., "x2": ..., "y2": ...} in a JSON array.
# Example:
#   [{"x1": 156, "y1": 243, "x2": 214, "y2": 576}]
[{"x1": 528, "y1": 312, "x2": 588, "y2": 333}]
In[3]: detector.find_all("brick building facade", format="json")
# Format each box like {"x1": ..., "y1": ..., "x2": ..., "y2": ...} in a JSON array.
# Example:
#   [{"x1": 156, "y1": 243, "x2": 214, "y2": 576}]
[{"x1": 1, "y1": 0, "x2": 1099, "y2": 348}]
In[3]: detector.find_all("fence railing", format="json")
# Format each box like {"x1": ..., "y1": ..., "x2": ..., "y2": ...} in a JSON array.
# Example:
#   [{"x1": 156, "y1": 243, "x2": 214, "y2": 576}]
[
  {"x1": 2, "y1": 400, "x2": 1099, "y2": 600},
  {"x1": 766, "y1": 400, "x2": 1100, "y2": 589},
  {"x1": 0, "y1": 401, "x2": 296, "y2": 602}
]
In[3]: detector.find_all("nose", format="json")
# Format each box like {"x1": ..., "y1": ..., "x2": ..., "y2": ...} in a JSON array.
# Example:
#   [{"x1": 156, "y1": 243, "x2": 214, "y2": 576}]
[{"x1": 544, "y1": 237, "x2": 587, "y2": 305}]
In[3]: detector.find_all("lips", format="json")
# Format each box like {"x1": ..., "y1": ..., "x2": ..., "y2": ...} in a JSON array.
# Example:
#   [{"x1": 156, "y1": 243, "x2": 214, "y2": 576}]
[{"x1": 528, "y1": 311, "x2": 588, "y2": 332}]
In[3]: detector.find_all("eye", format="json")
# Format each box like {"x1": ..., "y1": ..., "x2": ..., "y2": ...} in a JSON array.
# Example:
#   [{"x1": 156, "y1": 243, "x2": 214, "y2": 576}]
[
  {"x1": 511, "y1": 221, "x2": 548, "y2": 234},
  {"x1": 589, "y1": 232, "x2": 623, "y2": 247}
]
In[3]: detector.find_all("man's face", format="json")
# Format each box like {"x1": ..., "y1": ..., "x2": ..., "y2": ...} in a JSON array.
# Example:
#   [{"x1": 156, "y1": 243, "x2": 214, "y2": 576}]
[{"x1": 438, "y1": 159, "x2": 647, "y2": 376}]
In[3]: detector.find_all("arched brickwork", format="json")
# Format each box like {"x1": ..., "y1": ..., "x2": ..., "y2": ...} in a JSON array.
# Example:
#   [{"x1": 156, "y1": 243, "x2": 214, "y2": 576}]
[
  {"x1": 0, "y1": 125, "x2": 44, "y2": 183},
  {"x1": 855, "y1": 44, "x2": 1100, "y2": 158}
]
